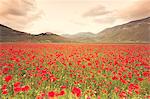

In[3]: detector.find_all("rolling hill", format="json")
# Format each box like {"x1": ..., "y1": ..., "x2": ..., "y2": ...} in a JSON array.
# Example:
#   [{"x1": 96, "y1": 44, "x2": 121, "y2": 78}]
[
  {"x1": 0, "y1": 24, "x2": 30, "y2": 42},
  {"x1": 0, "y1": 24, "x2": 70, "y2": 43},
  {"x1": 61, "y1": 32, "x2": 97, "y2": 43},
  {"x1": 0, "y1": 17, "x2": 150, "y2": 43},
  {"x1": 97, "y1": 17, "x2": 150, "y2": 43},
  {"x1": 61, "y1": 17, "x2": 150, "y2": 43},
  {"x1": 62, "y1": 32, "x2": 96, "y2": 38}
]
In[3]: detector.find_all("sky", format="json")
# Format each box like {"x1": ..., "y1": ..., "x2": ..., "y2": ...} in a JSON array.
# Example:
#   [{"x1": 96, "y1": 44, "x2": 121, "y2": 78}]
[{"x1": 0, "y1": 0, "x2": 150, "y2": 34}]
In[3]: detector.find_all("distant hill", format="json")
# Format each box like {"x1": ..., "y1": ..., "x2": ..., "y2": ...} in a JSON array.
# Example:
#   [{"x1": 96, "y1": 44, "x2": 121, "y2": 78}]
[
  {"x1": 62, "y1": 32, "x2": 96, "y2": 38},
  {"x1": 30, "y1": 32, "x2": 71, "y2": 43},
  {"x1": 61, "y1": 32, "x2": 97, "y2": 43},
  {"x1": 0, "y1": 24, "x2": 30, "y2": 42},
  {"x1": 0, "y1": 24, "x2": 70, "y2": 43},
  {"x1": 97, "y1": 17, "x2": 150, "y2": 43},
  {"x1": 61, "y1": 17, "x2": 150, "y2": 43},
  {"x1": 1, "y1": 17, "x2": 150, "y2": 43}
]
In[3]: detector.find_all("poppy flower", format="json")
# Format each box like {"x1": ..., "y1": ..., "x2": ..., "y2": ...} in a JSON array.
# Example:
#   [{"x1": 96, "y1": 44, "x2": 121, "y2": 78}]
[
  {"x1": 14, "y1": 82, "x2": 21, "y2": 87},
  {"x1": 2, "y1": 84, "x2": 7, "y2": 90},
  {"x1": 57, "y1": 90, "x2": 65, "y2": 96},
  {"x1": 114, "y1": 87, "x2": 120, "y2": 93},
  {"x1": 14, "y1": 87, "x2": 22, "y2": 93},
  {"x1": 137, "y1": 78, "x2": 144, "y2": 81},
  {"x1": 22, "y1": 85, "x2": 30, "y2": 92},
  {"x1": 143, "y1": 71, "x2": 149, "y2": 77},
  {"x1": 119, "y1": 91, "x2": 126, "y2": 97},
  {"x1": 2, "y1": 68, "x2": 9, "y2": 74},
  {"x1": 60, "y1": 85, "x2": 67, "y2": 89},
  {"x1": 48, "y1": 91, "x2": 55, "y2": 97},
  {"x1": 2, "y1": 90, "x2": 8, "y2": 95},
  {"x1": 4, "y1": 75, "x2": 12, "y2": 82},
  {"x1": 112, "y1": 76, "x2": 118, "y2": 80},
  {"x1": 72, "y1": 87, "x2": 82, "y2": 97},
  {"x1": 36, "y1": 95, "x2": 42, "y2": 99}
]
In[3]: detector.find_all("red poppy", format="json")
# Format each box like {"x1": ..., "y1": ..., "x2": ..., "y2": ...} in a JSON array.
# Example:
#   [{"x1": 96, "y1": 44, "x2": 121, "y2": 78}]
[
  {"x1": 137, "y1": 78, "x2": 144, "y2": 81},
  {"x1": 72, "y1": 87, "x2": 82, "y2": 97},
  {"x1": 14, "y1": 87, "x2": 22, "y2": 93},
  {"x1": 14, "y1": 82, "x2": 21, "y2": 87},
  {"x1": 119, "y1": 91, "x2": 126, "y2": 97},
  {"x1": 60, "y1": 85, "x2": 67, "y2": 89},
  {"x1": 36, "y1": 95, "x2": 42, "y2": 99},
  {"x1": 143, "y1": 71, "x2": 149, "y2": 77},
  {"x1": 57, "y1": 90, "x2": 65, "y2": 96},
  {"x1": 127, "y1": 89, "x2": 132, "y2": 95},
  {"x1": 2, "y1": 68, "x2": 9, "y2": 74},
  {"x1": 41, "y1": 92, "x2": 46, "y2": 97},
  {"x1": 2, "y1": 90, "x2": 8, "y2": 95},
  {"x1": 2, "y1": 84, "x2": 7, "y2": 90},
  {"x1": 82, "y1": 65, "x2": 86, "y2": 69},
  {"x1": 48, "y1": 91, "x2": 55, "y2": 97},
  {"x1": 114, "y1": 87, "x2": 120, "y2": 93},
  {"x1": 4, "y1": 75, "x2": 12, "y2": 82},
  {"x1": 112, "y1": 76, "x2": 118, "y2": 80},
  {"x1": 22, "y1": 85, "x2": 30, "y2": 92}
]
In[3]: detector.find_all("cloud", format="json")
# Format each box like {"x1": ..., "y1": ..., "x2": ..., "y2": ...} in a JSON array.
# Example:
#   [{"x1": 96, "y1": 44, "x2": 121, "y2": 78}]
[
  {"x1": 83, "y1": 5, "x2": 110, "y2": 17},
  {"x1": 94, "y1": 15, "x2": 116, "y2": 24},
  {"x1": 0, "y1": 0, "x2": 41, "y2": 30},
  {"x1": 118, "y1": 0, "x2": 150, "y2": 20},
  {"x1": 82, "y1": 0, "x2": 150, "y2": 26}
]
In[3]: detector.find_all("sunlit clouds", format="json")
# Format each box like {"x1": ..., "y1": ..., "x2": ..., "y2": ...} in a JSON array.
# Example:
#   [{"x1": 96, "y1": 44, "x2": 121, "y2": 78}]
[
  {"x1": 0, "y1": 0, "x2": 149, "y2": 34},
  {"x1": 0, "y1": 0, "x2": 41, "y2": 31}
]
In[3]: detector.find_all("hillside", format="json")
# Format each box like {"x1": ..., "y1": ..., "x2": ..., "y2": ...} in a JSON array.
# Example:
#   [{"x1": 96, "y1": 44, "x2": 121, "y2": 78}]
[
  {"x1": 61, "y1": 32, "x2": 97, "y2": 43},
  {"x1": 0, "y1": 24, "x2": 30, "y2": 42},
  {"x1": 30, "y1": 32, "x2": 71, "y2": 43},
  {"x1": 0, "y1": 24, "x2": 70, "y2": 43},
  {"x1": 1, "y1": 17, "x2": 150, "y2": 43},
  {"x1": 62, "y1": 32, "x2": 96, "y2": 38},
  {"x1": 97, "y1": 17, "x2": 150, "y2": 43}
]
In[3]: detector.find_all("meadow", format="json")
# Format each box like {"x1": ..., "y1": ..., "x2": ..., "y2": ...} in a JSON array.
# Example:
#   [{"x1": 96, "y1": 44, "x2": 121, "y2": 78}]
[{"x1": 0, "y1": 43, "x2": 150, "y2": 99}]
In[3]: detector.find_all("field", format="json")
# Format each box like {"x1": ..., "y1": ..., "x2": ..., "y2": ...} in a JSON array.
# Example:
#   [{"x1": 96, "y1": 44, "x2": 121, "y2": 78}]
[{"x1": 0, "y1": 43, "x2": 150, "y2": 99}]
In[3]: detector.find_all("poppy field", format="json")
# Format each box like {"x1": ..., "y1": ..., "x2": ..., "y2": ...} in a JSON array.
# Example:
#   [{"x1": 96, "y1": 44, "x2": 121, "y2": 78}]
[{"x1": 0, "y1": 43, "x2": 150, "y2": 99}]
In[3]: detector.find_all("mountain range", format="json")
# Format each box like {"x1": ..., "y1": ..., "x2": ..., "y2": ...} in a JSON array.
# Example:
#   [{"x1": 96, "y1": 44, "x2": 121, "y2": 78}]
[
  {"x1": 96, "y1": 17, "x2": 150, "y2": 43},
  {"x1": 62, "y1": 17, "x2": 150, "y2": 43},
  {"x1": 0, "y1": 17, "x2": 150, "y2": 43},
  {"x1": 0, "y1": 25, "x2": 70, "y2": 43}
]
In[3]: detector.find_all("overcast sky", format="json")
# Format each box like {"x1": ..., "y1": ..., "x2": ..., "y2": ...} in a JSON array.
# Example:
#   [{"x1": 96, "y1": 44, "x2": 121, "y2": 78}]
[{"x1": 0, "y1": 0, "x2": 150, "y2": 34}]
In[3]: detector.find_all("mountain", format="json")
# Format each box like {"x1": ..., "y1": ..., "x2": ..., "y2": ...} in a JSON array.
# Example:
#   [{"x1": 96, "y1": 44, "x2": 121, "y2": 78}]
[
  {"x1": 97, "y1": 17, "x2": 150, "y2": 43},
  {"x1": 1, "y1": 17, "x2": 150, "y2": 43},
  {"x1": 63, "y1": 32, "x2": 96, "y2": 38},
  {"x1": 61, "y1": 17, "x2": 150, "y2": 43},
  {"x1": 0, "y1": 24, "x2": 30, "y2": 42},
  {"x1": 31, "y1": 32, "x2": 71, "y2": 43},
  {"x1": 0, "y1": 24, "x2": 70, "y2": 43},
  {"x1": 61, "y1": 32, "x2": 97, "y2": 43}
]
